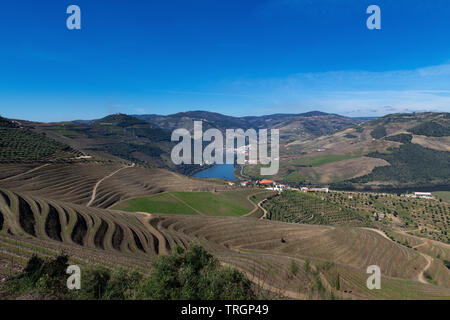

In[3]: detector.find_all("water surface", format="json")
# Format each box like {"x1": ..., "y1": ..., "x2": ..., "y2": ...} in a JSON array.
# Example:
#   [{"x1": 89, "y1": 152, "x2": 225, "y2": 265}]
[{"x1": 193, "y1": 164, "x2": 237, "y2": 181}]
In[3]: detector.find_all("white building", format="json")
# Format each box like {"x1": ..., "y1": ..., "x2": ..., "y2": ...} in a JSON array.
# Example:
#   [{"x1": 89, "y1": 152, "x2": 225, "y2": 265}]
[
  {"x1": 309, "y1": 187, "x2": 329, "y2": 193},
  {"x1": 414, "y1": 192, "x2": 433, "y2": 199}
]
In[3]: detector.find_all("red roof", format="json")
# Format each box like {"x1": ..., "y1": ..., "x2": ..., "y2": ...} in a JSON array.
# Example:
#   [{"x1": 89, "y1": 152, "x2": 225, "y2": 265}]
[{"x1": 259, "y1": 179, "x2": 275, "y2": 184}]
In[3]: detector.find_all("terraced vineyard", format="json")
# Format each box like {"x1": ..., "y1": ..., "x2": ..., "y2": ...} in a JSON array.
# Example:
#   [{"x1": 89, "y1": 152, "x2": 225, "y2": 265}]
[
  {"x1": 0, "y1": 163, "x2": 226, "y2": 208},
  {"x1": 0, "y1": 180, "x2": 449, "y2": 299},
  {"x1": 0, "y1": 188, "x2": 158, "y2": 273},
  {"x1": 0, "y1": 160, "x2": 448, "y2": 299},
  {"x1": 145, "y1": 215, "x2": 450, "y2": 299},
  {"x1": 263, "y1": 191, "x2": 371, "y2": 227}
]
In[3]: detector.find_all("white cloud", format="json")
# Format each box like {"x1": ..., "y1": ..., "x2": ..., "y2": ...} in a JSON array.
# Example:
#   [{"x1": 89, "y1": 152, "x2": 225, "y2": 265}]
[{"x1": 223, "y1": 64, "x2": 450, "y2": 116}]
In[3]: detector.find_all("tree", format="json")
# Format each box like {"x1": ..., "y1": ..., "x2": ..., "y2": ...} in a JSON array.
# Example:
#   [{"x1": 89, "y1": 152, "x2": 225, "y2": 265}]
[
  {"x1": 137, "y1": 244, "x2": 255, "y2": 300},
  {"x1": 79, "y1": 267, "x2": 110, "y2": 299}
]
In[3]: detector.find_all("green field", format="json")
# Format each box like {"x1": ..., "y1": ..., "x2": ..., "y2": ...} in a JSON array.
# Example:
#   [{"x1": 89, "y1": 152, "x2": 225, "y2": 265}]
[
  {"x1": 433, "y1": 191, "x2": 450, "y2": 203},
  {"x1": 111, "y1": 190, "x2": 265, "y2": 216},
  {"x1": 288, "y1": 154, "x2": 360, "y2": 167}
]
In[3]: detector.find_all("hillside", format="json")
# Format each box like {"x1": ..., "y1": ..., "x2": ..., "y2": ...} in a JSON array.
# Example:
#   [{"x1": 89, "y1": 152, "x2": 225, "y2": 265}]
[
  {"x1": 24, "y1": 114, "x2": 203, "y2": 175},
  {"x1": 134, "y1": 110, "x2": 364, "y2": 143},
  {"x1": 0, "y1": 111, "x2": 449, "y2": 300},
  {"x1": 0, "y1": 116, "x2": 82, "y2": 163},
  {"x1": 242, "y1": 112, "x2": 450, "y2": 189},
  {"x1": 0, "y1": 184, "x2": 448, "y2": 299},
  {"x1": 3, "y1": 111, "x2": 363, "y2": 177},
  {"x1": 0, "y1": 152, "x2": 448, "y2": 299},
  {"x1": 0, "y1": 162, "x2": 226, "y2": 208},
  {"x1": 6, "y1": 110, "x2": 449, "y2": 189}
]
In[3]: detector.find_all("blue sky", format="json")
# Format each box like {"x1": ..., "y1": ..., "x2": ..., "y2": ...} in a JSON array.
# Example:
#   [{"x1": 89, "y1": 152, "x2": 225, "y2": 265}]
[{"x1": 0, "y1": 0, "x2": 450, "y2": 122}]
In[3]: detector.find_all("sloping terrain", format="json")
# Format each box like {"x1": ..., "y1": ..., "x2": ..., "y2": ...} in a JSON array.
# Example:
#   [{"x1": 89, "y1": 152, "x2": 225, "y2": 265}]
[
  {"x1": 0, "y1": 111, "x2": 449, "y2": 300},
  {"x1": 0, "y1": 186, "x2": 448, "y2": 300},
  {"x1": 0, "y1": 116, "x2": 81, "y2": 163},
  {"x1": 134, "y1": 111, "x2": 363, "y2": 141},
  {"x1": 111, "y1": 190, "x2": 274, "y2": 216},
  {"x1": 145, "y1": 214, "x2": 450, "y2": 299},
  {"x1": 0, "y1": 163, "x2": 226, "y2": 209},
  {"x1": 245, "y1": 112, "x2": 450, "y2": 188},
  {"x1": 26, "y1": 114, "x2": 202, "y2": 175}
]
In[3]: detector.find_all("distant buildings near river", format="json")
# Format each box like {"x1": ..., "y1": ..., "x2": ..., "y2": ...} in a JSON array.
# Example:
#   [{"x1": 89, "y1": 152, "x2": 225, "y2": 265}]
[{"x1": 231, "y1": 176, "x2": 435, "y2": 201}]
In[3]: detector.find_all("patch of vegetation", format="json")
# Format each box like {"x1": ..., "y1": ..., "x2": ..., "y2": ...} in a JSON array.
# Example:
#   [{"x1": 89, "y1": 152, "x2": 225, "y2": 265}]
[
  {"x1": 112, "y1": 193, "x2": 199, "y2": 215},
  {"x1": 385, "y1": 134, "x2": 413, "y2": 144},
  {"x1": 344, "y1": 133, "x2": 357, "y2": 139},
  {"x1": 353, "y1": 144, "x2": 450, "y2": 185},
  {"x1": 290, "y1": 259, "x2": 299, "y2": 275},
  {"x1": 103, "y1": 142, "x2": 164, "y2": 160},
  {"x1": 112, "y1": 191, "x2": 254, "y2": 216},
  {"x1": 370, "y1": 125, "x2": 387, "y2": 139},
  {"x1": 2, "y1": 254, "x2": 72, "y2": 299},
  {"x1": 283, "y1": 170, "x2": 307, "y2": 183},
  {"x1": 0, "y1": 118, "x2": 81, "y2": 163},
  {"x1": 408, "y1": 121, "x2": 450, "y2": 137},
  {"x1": 289, "y1": 154, "x2": 360, "y2": 168},
  {"x1": 318, "y1": 191, "x2": 450, "y2": 243},
  {"x1": 2, "y1": 245, "x2": 255, "y2": 300},
  {"x1": 433, "y1": 191, "x2": 450, "y2": 203},
  {"x1": 137, "y1": 245, "x2": 255, "y2": 300},
  {"x1": 263, "y1": 191, "x2": 371, "y2": 227}
]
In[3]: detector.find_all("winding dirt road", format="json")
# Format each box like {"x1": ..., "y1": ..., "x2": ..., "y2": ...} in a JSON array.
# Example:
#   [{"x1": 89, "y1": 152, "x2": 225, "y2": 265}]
[
  {"x1": 417, "y1": 252, "x2": 433, "y2": 284},
  {"x1": 362, "y1": 228, "x2": 434, "y2": 284},
  {"x1": 87, "y1": 163, "x2": 135, "y2": 207},
  {"x1": 242, "y1": 191, "x2": 269, "y2": 218}
]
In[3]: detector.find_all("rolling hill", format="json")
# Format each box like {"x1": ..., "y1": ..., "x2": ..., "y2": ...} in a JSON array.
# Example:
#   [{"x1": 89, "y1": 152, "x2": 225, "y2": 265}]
[
  {"x1": 242, "y1": 112, "x2": 450, "y2": 190},
  {"x1": 0, "y1": 182, "x2": 449, "y2": 299},
  {"x1": 0, "y1": 111, "x2": 449, "y2": 299},
  {"x1": 3, "y1": 111, "x2": 364, "y2": 177},
  {"x1": 134, "y1": 110, "x2": 364, "y2": 144},
  {"x1": 22, "y1": 114, "x2": 203, "y2": 175},
  {"x1": 0, "y1": 117, "x2": 82, "y2": 163}
]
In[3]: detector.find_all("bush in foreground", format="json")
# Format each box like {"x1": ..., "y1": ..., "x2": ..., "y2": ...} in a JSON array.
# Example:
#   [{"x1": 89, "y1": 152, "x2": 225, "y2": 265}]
[
  {"x1": 3, "y1": 245, "x2": 255, "y2": 300},
  {"x1": 136, "y1": 245, "x2": 255, "y2": 300}
]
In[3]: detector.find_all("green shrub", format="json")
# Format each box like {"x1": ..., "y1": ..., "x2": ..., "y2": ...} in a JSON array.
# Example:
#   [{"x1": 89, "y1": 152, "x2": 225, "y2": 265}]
[
  {"x1": 103, "y1": 269, "x2": 143, "y2": 300},
  {"x1": 290, "y1": 259, "x2": 299, "y2": 275},
  {"x1": 5, "y1": 253, "x2": 70, "y2": 298},
  {"x1": 78, "y1": 266, "x2": 111, "y2": 299},
  {"x1": 137, "y1": 244, "x2": 255, "y2": 300},
  {"x1": 4, "y1": 246, "x2": 255, "y2": 300}
]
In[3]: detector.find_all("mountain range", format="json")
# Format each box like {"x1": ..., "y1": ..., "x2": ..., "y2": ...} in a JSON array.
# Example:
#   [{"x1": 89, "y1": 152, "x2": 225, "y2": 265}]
[{"x1": 1, "y1": 110, "x2": 449, "y2": 190}]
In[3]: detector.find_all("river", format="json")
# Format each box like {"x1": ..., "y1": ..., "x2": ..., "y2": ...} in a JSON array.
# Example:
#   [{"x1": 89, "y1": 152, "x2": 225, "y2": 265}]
[{"x1": 193, "y1": 164, "x2": 237, "y2": 181}]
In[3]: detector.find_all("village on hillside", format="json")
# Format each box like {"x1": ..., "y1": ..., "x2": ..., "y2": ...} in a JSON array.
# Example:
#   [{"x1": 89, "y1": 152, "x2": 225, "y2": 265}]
[{"x1": 226, "y1": 175, "x2": 436, "y2": 201}]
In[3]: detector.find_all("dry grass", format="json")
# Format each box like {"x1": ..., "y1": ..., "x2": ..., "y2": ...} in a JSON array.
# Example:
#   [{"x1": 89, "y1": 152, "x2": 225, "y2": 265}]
[{"x1": 412, "y1": 135, "x2": 450, "y2": 152}]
